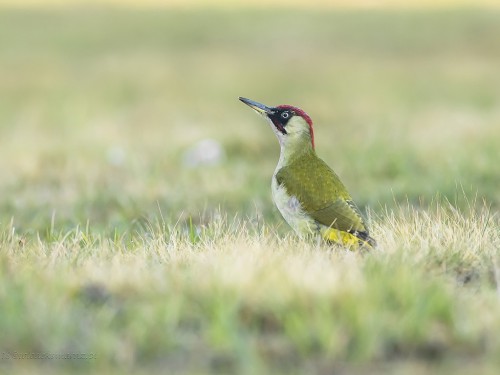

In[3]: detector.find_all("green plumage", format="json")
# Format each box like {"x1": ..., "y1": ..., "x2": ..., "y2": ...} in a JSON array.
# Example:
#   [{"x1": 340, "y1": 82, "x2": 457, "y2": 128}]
[
  {"x1": 238, "y1": 96, "x2": 376, "y2": 248},
  {"x1": 275, "y1": 150, "x2": 369, "y2": 235}
]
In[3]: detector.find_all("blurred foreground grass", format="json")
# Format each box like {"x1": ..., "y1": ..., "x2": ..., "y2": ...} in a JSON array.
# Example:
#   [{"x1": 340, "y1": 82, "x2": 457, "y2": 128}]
[
  {"x1": 1, "y1": 203, "x2": 499, "y2": 374},
  {"x1": 0, "y1": 6, "x2": 499, "y2": 374}
]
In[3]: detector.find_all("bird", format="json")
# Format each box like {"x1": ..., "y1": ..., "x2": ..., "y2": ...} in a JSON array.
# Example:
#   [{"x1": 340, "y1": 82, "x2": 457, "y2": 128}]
[{"x1": 239, "y1": 97, "x2": 376, "y2": 249}]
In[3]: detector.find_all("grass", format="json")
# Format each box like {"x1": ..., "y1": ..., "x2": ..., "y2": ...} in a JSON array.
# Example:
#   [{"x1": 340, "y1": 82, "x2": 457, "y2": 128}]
[
  {"x1": 1, "y1": 202, "x2": 499, "y2": 374},
  {"x1": 0, "y1": 5, "x2": 499, "y2": 374}
]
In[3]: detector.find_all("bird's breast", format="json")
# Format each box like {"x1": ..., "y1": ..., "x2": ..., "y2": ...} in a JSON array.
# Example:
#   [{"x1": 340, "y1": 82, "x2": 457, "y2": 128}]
[{"x1": 271, "y1": 174, "x2": 317, "y2": 237}]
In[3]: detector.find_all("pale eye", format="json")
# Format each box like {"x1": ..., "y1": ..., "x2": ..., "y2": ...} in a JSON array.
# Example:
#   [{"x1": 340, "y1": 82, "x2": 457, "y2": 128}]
[{"x1": 281, "y1": 112, "x2": 290, "y2": 119}]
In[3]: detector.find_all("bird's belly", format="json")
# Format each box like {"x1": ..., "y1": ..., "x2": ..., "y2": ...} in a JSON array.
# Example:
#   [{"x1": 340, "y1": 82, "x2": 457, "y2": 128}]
[{"x1": 271, "y1": 179, "x2": 317, "y2": 237}]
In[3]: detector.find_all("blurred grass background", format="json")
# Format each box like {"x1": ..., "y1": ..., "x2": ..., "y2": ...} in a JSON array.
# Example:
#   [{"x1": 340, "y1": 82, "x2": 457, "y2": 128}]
[
  {"x1": 1, "y1": 3, "x2": 499, "y2": 235},
  {"x1": 1, "y1": 2, "x2": 500, "y2": 374}
]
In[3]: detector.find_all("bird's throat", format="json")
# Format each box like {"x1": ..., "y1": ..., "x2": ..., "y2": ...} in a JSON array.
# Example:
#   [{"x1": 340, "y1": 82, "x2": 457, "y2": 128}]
[{"x1": 278, "y1": 134, "x2": 315, "y2": 169}]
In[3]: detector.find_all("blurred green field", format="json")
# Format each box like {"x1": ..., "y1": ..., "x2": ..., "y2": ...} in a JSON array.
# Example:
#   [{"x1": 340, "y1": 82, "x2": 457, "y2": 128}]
[{"x1": 0, "y1": 6, "x2": 500, "y2": 375}]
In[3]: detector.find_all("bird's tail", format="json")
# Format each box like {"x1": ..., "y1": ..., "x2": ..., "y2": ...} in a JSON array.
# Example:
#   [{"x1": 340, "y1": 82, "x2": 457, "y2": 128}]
[{"x1": 356, "y1": 231, "x2": 377, "y2": 249}]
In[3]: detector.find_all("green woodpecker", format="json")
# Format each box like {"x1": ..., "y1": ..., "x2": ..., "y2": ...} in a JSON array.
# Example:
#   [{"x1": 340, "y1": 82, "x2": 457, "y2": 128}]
[{"x1": 239, "y1": 97, "x2": 376, "y2": 249}]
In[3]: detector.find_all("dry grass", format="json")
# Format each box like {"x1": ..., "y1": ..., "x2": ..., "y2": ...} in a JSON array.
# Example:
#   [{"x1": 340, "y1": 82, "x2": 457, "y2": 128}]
[{"x1": 1, "y1": 201, "x2": 499, "y2": 374}]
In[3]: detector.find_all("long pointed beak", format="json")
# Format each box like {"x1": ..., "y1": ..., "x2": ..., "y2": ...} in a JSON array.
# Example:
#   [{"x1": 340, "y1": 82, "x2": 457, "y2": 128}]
[{"x1": 239, "y1": 97, "x2": 274, "y2": 116}]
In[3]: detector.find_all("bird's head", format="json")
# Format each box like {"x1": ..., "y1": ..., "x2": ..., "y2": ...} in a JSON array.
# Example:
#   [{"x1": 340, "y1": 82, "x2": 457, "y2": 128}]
[{"x1": 239, "y1": 97, "x2": 315, "y2": 150}]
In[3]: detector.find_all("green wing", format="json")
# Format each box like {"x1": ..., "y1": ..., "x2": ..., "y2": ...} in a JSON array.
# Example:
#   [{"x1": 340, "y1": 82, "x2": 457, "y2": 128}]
[
  {"x1": 311, "y1": 199, "x2": 367, "y2": 233},
  {"x1": 275, "y1": 153, "x2": 368, "y2": 234}
]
